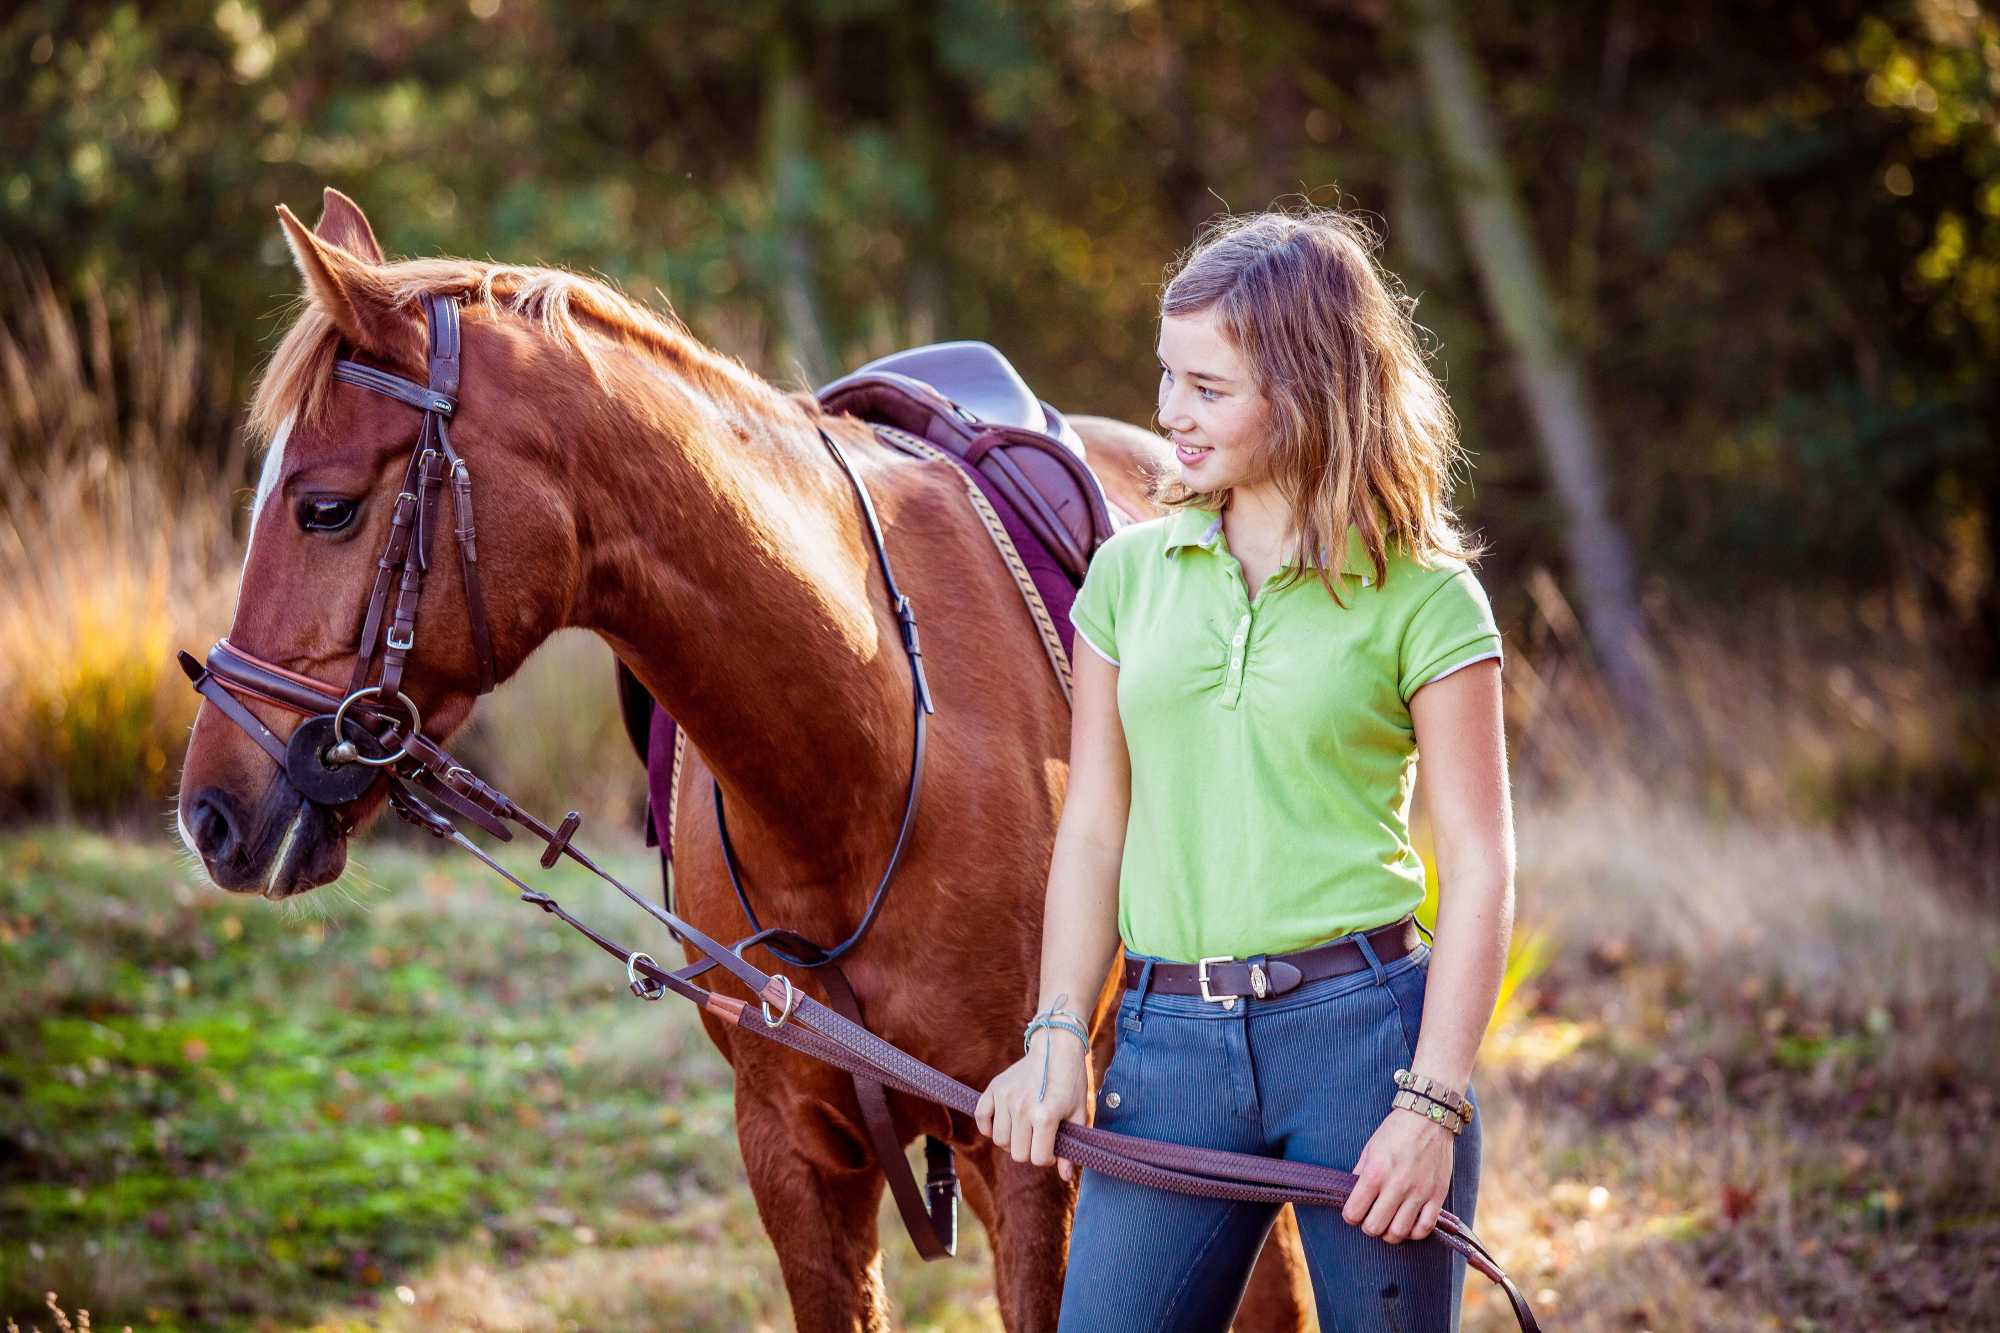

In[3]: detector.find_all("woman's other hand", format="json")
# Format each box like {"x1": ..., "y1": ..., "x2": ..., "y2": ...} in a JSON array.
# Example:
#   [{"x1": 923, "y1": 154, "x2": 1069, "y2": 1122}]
[{"x1": 1341, "y1": 1106, "x2": 1456, "y2": 1242}]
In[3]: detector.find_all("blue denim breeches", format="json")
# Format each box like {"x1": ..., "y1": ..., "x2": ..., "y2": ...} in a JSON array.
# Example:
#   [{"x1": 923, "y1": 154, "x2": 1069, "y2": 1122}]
[{"x1": 1058, "y1": 930, "x2": 1482, "y2": 1332}]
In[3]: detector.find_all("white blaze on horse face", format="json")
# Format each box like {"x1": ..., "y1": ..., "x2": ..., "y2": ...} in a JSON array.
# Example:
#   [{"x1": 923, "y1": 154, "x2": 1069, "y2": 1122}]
[
  {"x1": 243, "y1": 411, "x2": 294, "y2": 563},
  {"x1": 178, "y1": 413, "x2": 293, "y2": 869},
  {"x1": 175, "y1": 784, "x2": 202, "y2": 864}
]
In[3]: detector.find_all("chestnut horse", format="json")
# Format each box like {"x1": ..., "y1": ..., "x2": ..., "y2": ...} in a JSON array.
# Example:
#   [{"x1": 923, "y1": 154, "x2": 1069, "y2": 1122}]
[{"x1": 175, "y1": 190, "x2": 1313, "y2": 1331}]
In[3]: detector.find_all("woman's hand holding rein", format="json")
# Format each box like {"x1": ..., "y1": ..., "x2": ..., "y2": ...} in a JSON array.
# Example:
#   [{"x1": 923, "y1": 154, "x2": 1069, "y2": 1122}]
[{"x1": 976, "y1": 994, "x2": 1095, "y2": 1185}]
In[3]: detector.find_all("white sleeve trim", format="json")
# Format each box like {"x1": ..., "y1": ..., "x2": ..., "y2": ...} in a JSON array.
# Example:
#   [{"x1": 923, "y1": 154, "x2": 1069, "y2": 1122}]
[
  {"x1": 1421, "y1": 648, "x2": 1501, "y2": 687},
  {"x1": 1073, "y1": 626, "x2": 1120, "y2": 667}
]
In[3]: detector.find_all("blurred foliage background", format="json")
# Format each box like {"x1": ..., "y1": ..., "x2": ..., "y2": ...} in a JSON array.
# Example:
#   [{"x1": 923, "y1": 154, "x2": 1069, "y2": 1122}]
[
  {"x1": 5, "y1": 0, "x2": 1995, "y2": 610},
  {"x1": 4, "y1": 0, "x2": 1997, "y2": 832},
  {"x1": 4, "y1": 2, "x2": 2000, "y2": 1329}
]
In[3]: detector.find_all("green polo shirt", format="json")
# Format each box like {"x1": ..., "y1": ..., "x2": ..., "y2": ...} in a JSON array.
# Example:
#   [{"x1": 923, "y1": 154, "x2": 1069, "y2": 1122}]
[{"x1": 1068, "y1": 504, "x2": 1504, "y2": 962}]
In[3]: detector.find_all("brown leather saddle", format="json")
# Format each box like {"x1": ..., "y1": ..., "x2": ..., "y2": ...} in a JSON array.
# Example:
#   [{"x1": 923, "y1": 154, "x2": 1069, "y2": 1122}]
[{"x1": 818, "y1": 340, "x2": 1115, "y2": 581}]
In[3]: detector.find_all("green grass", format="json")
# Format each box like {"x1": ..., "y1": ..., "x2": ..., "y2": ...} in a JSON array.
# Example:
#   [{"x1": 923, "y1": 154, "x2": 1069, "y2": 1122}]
[
  {"x1": 8, "y1": 817, "x2": 1995, "y2": 1331},
  {"x1": 0, "y1": 826, "x2": 764, "y2": 1331}
]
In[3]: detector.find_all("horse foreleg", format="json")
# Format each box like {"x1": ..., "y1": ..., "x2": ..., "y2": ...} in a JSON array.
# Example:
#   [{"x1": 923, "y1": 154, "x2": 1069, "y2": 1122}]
[
  {"x1": 961, "y1": 1137, "x2": 1078, "y2": 1332},
  {"x1": 734, "y1": 1081, "x2": 892, "y2": 1333}
]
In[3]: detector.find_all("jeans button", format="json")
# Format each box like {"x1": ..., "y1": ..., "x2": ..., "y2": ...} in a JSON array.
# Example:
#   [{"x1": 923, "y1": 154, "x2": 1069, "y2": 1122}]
[{"x1": 1105, "y1": 1091, "x2": 1121, "y2": 1109}]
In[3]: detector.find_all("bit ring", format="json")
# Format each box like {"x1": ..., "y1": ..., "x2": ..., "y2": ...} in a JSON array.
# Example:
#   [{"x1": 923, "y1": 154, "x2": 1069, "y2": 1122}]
[{"x1": 331, "y1": 685, "x2": 421, "y2": 767}]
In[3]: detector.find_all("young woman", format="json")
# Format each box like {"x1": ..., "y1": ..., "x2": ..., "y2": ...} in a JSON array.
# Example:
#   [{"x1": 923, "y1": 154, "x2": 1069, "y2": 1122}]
[{"x1": 974, "y1": 206, "x2": 1515, "y2": 1331}]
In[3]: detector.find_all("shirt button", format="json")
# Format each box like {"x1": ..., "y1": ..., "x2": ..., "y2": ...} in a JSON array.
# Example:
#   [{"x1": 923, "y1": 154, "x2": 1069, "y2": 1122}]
[{"x1": 1104, "y1": 1091, "x2": 1121, "y2": 1109}]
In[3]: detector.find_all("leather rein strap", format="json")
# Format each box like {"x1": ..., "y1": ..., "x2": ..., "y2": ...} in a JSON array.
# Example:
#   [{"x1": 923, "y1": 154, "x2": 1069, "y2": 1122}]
[{"x1": 177, "y1": 294, "x2": 1540, "y2": 1329}]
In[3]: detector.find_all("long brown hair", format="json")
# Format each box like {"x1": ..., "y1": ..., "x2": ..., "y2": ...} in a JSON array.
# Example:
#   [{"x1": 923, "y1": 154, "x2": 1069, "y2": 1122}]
[{"x1": 1154, "y1": 204, "x2": 1487, "y2": 602}]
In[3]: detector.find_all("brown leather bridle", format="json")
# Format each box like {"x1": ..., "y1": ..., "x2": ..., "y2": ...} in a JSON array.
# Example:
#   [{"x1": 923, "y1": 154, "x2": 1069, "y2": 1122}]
[
  {"x1": 181, "y1": 294, "x2": 518, "y2": 841},
  {"x1": 177, "y1": 293, "x2": 1541, "y2": 1330}
]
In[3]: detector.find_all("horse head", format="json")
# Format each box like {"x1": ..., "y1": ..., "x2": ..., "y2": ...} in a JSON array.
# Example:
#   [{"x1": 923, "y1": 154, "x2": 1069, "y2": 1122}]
[{"x1": 177, "y1": 189, "x2": 577, "y2": 896}]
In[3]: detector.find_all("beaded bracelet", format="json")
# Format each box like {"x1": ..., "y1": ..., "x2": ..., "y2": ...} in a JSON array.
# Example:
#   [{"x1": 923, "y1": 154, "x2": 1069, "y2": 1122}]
[
  {"x1": 1392, "y1": 1067, "x2": 1473, "y2": 1122},
  {"x1": 1391, "y1": 1088, "x2": 1466, "y2": 1135}
]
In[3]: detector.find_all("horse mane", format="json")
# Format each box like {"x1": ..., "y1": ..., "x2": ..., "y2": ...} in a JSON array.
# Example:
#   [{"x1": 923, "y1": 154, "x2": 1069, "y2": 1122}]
[{"x1": 248, "y1": 256, "x2": 787, "y2": 443}]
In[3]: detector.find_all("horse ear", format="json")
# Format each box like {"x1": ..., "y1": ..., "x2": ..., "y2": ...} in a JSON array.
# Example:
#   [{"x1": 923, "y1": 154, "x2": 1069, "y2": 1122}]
[
  {"x1": 275, "y1": 202, "x2": 424, "y2": 370},
  {"x1": 314, "y1": 188, "x2": 384, "y2": 264}
]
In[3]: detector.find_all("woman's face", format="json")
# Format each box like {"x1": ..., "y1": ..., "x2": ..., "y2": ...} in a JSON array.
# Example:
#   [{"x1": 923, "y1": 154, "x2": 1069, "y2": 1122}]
[{"x1": 1156, "y1": 307, "x2": 1272, "y2": 491}]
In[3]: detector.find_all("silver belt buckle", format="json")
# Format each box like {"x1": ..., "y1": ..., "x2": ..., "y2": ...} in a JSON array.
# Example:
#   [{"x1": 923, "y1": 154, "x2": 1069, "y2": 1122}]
[{"x1": 1196, "y1": 954, "x2": 1235, "y2": 1004}]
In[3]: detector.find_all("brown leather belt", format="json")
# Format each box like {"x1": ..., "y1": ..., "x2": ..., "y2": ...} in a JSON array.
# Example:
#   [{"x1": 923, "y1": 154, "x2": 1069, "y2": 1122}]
[{"x1": 1121, "y1": 915, "x2": 1423, "y2": 1002}]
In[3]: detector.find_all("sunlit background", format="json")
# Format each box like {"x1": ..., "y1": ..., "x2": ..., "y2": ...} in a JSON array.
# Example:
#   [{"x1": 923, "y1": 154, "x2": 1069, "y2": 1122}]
[{"x1": 3, "y1": 1, "x2": 1996, "y2": 1329}]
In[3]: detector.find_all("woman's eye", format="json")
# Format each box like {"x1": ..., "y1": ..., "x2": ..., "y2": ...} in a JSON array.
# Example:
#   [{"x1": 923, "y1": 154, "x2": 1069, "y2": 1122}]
[
  {"x1": 1197, "y1": 386, "x2": 1221, "y2": 402},
  {"x1": 298, "y1": 497, "x2": 359, "y2": 533}
]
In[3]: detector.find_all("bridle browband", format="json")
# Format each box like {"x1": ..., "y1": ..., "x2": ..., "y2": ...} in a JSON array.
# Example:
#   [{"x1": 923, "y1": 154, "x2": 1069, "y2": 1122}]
[{"x1": 175, "y1": 292, "x2": 1540, "y2": 1329}]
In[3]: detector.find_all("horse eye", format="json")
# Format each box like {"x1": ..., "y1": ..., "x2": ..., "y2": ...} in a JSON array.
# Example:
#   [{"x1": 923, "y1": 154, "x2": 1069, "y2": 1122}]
[{"x1": 298, "y1": 496, "x2": 359, "y2": 533}]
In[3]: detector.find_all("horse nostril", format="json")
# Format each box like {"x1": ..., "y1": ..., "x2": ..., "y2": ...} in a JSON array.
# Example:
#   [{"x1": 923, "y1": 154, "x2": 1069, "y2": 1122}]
[{"x1": 188, "y1": 791, "x2": 240, "y2": 862}]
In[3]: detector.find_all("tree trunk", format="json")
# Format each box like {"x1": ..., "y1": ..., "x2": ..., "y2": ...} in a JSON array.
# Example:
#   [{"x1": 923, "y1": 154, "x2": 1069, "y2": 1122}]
[
  {"x1": 762, "y1": 32, "x2": 834, "y2": 387},
  {"x1": 1405, "y1": 0, "x2": 1666, "y2": 737},
  {"x1": 896, "y1": 16, "x2": 947, "y2": 347}
]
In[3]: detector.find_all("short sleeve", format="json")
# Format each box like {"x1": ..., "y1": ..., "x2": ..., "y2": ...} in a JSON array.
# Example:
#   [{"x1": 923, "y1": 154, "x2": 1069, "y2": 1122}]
[
  {"x1": 1398, "y1": 566, "x2": 1503, "y2": 702},
  {"x1": 1068, "y1": 541, "x2": 1123, "y2": 667}
]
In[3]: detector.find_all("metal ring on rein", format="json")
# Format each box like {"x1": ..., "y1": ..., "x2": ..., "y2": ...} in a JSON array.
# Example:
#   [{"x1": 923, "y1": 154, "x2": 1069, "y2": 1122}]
[
  {"x1": 331, "y1": 685, "x2": 422, "y2": 767},
  {"x1": 761, "y1": 975, "x2": 798, "y2": 1028},
  {"x1": 626, "y1": 951, "x2": 666, "y2": 1002}
]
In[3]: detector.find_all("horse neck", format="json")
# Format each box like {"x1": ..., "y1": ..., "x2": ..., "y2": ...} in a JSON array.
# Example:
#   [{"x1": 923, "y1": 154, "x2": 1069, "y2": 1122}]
[{"x1": 559, "y1": 338, "x2": 915, "y2": 876}]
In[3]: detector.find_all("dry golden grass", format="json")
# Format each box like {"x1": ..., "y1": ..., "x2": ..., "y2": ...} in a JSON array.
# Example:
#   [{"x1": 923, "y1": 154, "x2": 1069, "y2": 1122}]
[
  {"x1": 0, "y1": 263, "x2": 243, "y2": 822},
  {"x1": 0, "y1": 439, "x2": 242, "y2": 819},
  {"x1": 3, "y1": 1289, "x2": 129, "y2": 1333}
]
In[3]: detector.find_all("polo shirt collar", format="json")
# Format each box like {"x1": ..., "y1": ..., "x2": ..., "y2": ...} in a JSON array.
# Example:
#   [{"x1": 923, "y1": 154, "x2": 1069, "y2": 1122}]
[{"x1": 1162, "y1": 505, "x2": 1377, "y2": 578}]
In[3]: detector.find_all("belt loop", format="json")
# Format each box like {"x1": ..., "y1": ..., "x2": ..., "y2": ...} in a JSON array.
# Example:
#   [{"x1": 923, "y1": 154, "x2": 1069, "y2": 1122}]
[
  {"x1": 1246, "y1": 952, "x2": 1270, "y2": 1001},
  {"x1": 1351, "y1": 929, "x2": 1389, "y2": 986},
  {"x1": 1133, "y1": 957, "x2": 1158, "y2": 1022}
]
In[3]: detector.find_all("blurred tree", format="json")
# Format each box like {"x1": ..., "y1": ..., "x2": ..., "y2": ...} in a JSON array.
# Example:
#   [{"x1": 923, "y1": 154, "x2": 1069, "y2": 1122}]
[
  {"x1": 1405, "y1": 0, "x2": 1664, "y2": 735},
  {"x1": 1, "y1": 0, "x2": 1993, "y2": 669}
]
